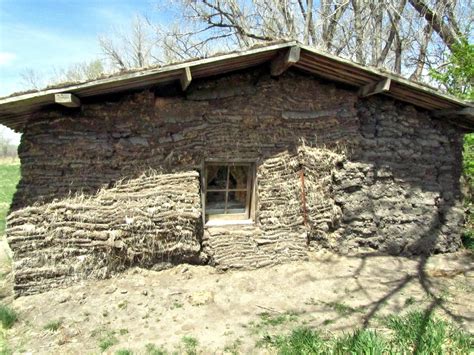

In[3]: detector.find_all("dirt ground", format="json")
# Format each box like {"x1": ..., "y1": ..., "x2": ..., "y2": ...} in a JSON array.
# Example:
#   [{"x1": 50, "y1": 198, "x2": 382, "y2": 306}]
[{"x1": 1, "y1": 248, "x2": 473, "y2": 354}]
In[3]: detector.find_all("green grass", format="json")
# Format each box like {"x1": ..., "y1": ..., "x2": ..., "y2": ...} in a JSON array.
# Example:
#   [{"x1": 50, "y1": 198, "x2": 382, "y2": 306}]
[
  {"x1": 0, "y1": 159, "x2": 20, "y2": 236},
  {"x1": 324, "y1": 301, "x2": 362, "y2": 316},
  {"x1": 0, "y1": 304, "x2": 17, "y2": 329},
  {"x1": 145, "y1": 343, "x2": 167, "y2": 355},
  {"x1": 333, "y1": 329, "x2": 389, "y2": 354},
  {"x1": 259, "y1": 311, "x2": 298, "y2": 327},
  {"x1": 461, "y1": 229, "x2": 474, "y2": 250},
  {"x1": 115, "y1": 350, "x2": 133, "y2": 355},
  {"x1": 261, "y1": 310, "x2": 473, "y2": 354},
  {"x1": 385, "y1": 310, "x2": 473, "y2": 354},
  {"x1": 263, "y1": 327, "x2": 329, "y2": 354},
  {"x1": 96, "y1": 330, "x2": 119, "y2": 352},
  {"x1": 43, "y1": 319, "x2": 62, "y2": 332},
  {"x1": 181, "y1": 336, "x2": 198, "y2": 355}
]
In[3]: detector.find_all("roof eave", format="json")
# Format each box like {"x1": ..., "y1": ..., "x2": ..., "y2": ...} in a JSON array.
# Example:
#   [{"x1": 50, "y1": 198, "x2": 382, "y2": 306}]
[{"x1": 1, "y1": 41, "x2": 473, "y2": 132}]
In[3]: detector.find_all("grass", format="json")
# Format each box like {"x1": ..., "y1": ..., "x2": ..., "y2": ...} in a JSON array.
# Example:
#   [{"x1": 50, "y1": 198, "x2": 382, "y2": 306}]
[
  {"x1": 0, "y1": 159, "x2": 20, "y2": 236},
  {"x1": 333, "y1": 329, "x2": 389, "y2": 354},
  {"x1": 223, "y1": 339, "x2": 242, "y2": 354},
  {"x1": 115, "y1": 350, "x2": 133, "y2": 355},
  {"x1": 0, "y1": 304, "x2": 17, "y2": 329},
  {"x1": 94, "y1": 329, "x2": 119, "y2": 352},
  {"x1": 250, "y1": 311, "x2": 300, "y2": 336},
  {"x1": 261, "y1": 310, "x2": 473, "y2": 354},
  {"x1": 461, "y1": 229, "x2": 474, "y2": 250},
  {"x1": 145, "y1": 343, "x2": 167, "y2": 355},
  {"x1": 385, "y1": 310, "x2": 473, "y2": 354},
  {"x1": 181, "y1": 336, "x2": 198, "y2": 355},
  {"x1": 43, "y1": 319, "x2": 62, "y2": 331},
  {"x1": 324, "y1": 301, "x2": 362, "y2": 316},
  {"x1": 259, "y1": 311, "x2": 298, "y2": 327}
]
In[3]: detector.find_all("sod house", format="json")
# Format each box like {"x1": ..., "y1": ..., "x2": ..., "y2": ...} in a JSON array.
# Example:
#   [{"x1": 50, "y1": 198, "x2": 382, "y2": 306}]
[{"x1": 1, "y1": 42, "x2": 473, "y2": 296}]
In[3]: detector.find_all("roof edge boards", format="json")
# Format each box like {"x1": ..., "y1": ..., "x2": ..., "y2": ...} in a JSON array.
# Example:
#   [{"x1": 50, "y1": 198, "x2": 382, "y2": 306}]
[
  {"x1": 0, "y1": 41, "x2": 297, "y2": 106},
  {"x1": 299, "y1": 44, "x2": 470, "y2": 108},
  {"x1": 1, "y1": 41, "x2": 473, "y2": 132}
]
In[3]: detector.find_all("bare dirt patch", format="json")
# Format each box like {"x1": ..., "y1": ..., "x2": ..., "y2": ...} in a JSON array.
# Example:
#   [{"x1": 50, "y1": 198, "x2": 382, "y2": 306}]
[{"x1": 2, "y1": 250, "x2": 473, "y2": 354}]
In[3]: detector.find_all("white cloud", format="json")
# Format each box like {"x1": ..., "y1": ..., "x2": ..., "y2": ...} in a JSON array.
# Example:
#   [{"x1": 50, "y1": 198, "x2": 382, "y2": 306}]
[{"x1": 0, "y1": 52, "x2": 16, "y2": 66}]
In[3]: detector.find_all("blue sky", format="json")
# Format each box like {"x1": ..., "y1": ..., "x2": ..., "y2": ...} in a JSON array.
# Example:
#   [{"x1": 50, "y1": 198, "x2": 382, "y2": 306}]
[{"x1": 0, "y1": 0, "x2": 171, "y2": 142}]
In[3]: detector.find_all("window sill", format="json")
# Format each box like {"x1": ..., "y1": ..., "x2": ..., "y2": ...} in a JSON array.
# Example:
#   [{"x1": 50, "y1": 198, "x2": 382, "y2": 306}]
[{"x1": 205, "y1": 219, "x2": 254, "y2": 227}]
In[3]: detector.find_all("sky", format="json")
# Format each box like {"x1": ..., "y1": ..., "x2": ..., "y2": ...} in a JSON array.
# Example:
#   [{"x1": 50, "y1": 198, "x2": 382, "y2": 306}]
[{"x1": 0, "y1": 0, "x2": 171, "y2": 144}]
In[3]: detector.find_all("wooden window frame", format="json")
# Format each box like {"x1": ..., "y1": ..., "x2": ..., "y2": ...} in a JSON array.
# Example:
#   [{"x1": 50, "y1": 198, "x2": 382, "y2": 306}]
[{"x1": 202, "y1": 161, "x2": 256, "y2": 224}]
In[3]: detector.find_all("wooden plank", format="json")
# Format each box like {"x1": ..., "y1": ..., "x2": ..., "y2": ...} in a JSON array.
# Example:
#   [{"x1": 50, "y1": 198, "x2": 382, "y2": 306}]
[
  {"x1": 432, "y1": 107, "x2": 474, "y2": 118},
  {"x1": 54, "y1": 93, "x2": 81, "y2": 108},
  {"x1": 270, "y1": 46, "x2": 301, "y2": 76},
  {"x1": 180, "y1": 67, "x2": 192, "y2": 91},
  {"x1": 297, "y1": 60, "x2": 366, "y2": 85},
  {"x1": 358, "y1": 78, "x2": 391, "y2": 97}
]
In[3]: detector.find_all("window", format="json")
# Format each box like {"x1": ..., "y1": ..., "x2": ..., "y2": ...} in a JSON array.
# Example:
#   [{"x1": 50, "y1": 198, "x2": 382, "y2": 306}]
[{"x1": 204, "y1": 163, "x2": 254, "y2": 222}]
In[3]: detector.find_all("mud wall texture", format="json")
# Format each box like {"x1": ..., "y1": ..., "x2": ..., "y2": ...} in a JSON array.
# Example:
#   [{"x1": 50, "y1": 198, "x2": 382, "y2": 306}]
[
  {"x1": 7, "y1": 171, "x2": 202, "y2": 296},
  {"x1": 7, "y1": 67, "x2": 465, "y2": 294}
]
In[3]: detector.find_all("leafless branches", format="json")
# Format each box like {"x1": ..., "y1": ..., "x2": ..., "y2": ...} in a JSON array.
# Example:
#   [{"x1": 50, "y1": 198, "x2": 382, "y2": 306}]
[{"x1": 94, "y1": 0, "x2": 472, "y2": 86}]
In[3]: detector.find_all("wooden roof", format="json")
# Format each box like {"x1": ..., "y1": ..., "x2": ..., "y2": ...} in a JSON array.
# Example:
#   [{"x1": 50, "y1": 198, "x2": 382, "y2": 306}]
[{"x1": 1, "y1": 41, "x2": 472, "y2": 132}]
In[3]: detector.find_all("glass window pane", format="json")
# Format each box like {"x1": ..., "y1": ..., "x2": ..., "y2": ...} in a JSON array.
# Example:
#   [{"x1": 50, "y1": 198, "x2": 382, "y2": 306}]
[
  {"x1": 227, "y1": 191, "x2": 247, "y2": 213},
  {"x1": 207, "y1": 165, "x2": 228, "y2": 189},
  {"x1": 229, "y1": 165, "x2": 249, "y2": 190},
  {"x1": 206, "y1": 191, "x2": 226, "y2": 214}
]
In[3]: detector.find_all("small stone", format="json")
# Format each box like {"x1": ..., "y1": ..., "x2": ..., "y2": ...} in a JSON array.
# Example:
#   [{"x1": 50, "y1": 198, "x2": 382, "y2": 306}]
[
  {"x1": 142, "y1": 290, "x2": 148, "y2": 296},
  {"x1": 105, "y1": 286, "x2": 117, "y2": 294},
  {"x1": 120, "y1": 289, "x2": 128, "y2": 294},
  {"x1": 186, "y1": 291, "x2": 214, "y2": 306},
  {"x1": 57, "y1": 295, "x2": 71, "y2": 303}
]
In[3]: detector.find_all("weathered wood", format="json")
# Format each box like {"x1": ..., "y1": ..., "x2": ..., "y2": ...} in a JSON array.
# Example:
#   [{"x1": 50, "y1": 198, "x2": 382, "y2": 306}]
[
  {"x1": 180, "y1": 67, "x2": 192, "y2": 91},
  {"x1": 54, "y1": 93, "x2": 81, "y2": 108},
  {"x1": 358, "y1": 78, "x2": 391, "y2": 97},
  {"x1": 432, "y1": 107, "x2": 474, "y2": 118},
  {"x1": 1, "y1": 42, "x2": 472, "y2": 132},
  {"x1": 270, "y1": 46, "x2": 301, "y2": 76}
]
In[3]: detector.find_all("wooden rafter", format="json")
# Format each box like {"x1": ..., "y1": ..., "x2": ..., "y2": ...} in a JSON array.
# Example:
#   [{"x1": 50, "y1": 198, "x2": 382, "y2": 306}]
[
  {"x1": 180, "y1": 67, "x2": 192, "y2": 91},
  {"x1": 358, "y1": 78, "x2": 391, "y2": 97},
  {"x1": 54, "y1": 93, "x2": 81, "y2": 108},
  {"x1": 270, "y1": 46, "x2": 301, "y2": 76}
]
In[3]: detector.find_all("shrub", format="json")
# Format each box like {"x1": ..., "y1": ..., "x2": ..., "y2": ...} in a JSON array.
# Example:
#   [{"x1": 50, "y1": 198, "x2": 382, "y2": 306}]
[
  {"x1": 0, "y1": 305, "x2": 17, "y2": 329},
  {"x1": 43, "y1": 319, "x2": 62, "y2": 331}
]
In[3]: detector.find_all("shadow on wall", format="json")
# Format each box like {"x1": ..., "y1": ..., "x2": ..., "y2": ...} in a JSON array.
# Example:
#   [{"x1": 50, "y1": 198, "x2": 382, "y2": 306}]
[{"x1": 5, "y1": 68, "x2": 466, "y2": 295}]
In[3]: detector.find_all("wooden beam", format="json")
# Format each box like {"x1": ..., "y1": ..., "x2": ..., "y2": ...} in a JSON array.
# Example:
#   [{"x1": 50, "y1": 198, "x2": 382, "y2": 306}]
[
  {"x1": 358, "y1": 78, "x2": 391, "y2": 97},
  {"x1": 180, "y1": 67, "x2": 192, "y2": 91},
  {"x1": 54, "y1": 93, "x2": 81, "y2": 108},
  {"x1": 432, "y1": 107, "x2": 474, "y2": 118},
  {"x1": 270, "y1": 46, "x2": 301, "y2": 76}
]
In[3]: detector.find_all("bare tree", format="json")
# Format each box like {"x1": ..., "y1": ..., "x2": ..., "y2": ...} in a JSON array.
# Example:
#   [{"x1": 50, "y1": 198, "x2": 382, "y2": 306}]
[
  {"x1": 58, "y1": 0, "x2": 468, "y2": 89},
  {"x1": 20, "y1": 68, "x2": 43, "y2": 90},
  {"x1": 99, "y1": 15, "x2": 162, "y2": 71}
]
